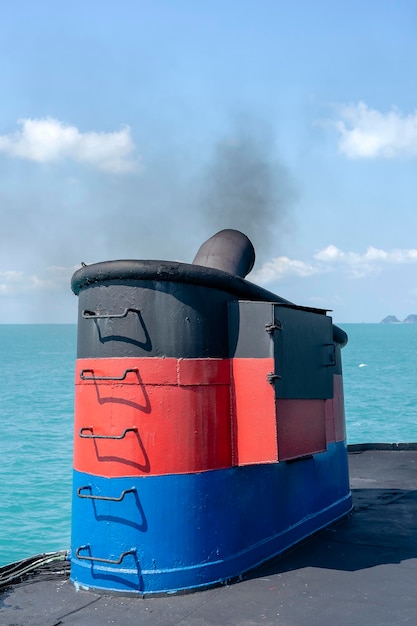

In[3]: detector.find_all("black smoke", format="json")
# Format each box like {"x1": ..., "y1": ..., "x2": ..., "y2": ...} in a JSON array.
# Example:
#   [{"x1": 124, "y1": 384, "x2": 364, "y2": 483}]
[{"x1": 198, "y1": 117, "x2": 296, "y2": 263}]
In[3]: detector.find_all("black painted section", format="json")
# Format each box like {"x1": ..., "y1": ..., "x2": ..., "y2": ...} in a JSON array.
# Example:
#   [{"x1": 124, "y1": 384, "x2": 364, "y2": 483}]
[
  {"x1": 72, "y1": 228, "x2": 347, "y2": 361},
  {"x1": 72, "y1": 259, "x2": 294, "y2": 306},
  {"x1": 73, "y1": 259, "x2": 332, "y2": 360},
  {"x1": 228, "y1": 301, "x2": 274, "y2": 359},
  {"x1": 76, "y1": 280, "x2": 236, "y2": 359}
]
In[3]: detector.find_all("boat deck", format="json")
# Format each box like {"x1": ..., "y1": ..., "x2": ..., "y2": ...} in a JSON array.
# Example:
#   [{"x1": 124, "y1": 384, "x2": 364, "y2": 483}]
[{"x1": 2, "y1": 446, "x2": 417, "y2": 625}]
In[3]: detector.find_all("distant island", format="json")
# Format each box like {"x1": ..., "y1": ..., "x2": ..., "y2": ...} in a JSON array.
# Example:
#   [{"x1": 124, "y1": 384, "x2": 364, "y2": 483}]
[{"x1": 381, "y1": 314, "x2": 417, "y2": 324}]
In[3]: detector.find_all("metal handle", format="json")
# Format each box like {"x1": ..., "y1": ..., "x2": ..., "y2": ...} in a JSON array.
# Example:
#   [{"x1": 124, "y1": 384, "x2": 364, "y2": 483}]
[
  {"x1": 75, "y1": 546, "x2": 136, "y2": 564},
  {"x1": 77, "y1": 486, "x2": 136, "y2": 501},
  {"x1": 82, "y1": 308, "x2": 141, "y2": 319},
  {"x1": 79, "y1": 427, "x2": 138, "y2": 440},
  {"x1": 80, "y1": 368, "x2": 138, "y2": 381}
]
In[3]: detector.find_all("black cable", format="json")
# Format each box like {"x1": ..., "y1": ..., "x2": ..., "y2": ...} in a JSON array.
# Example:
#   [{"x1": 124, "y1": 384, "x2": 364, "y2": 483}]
[{"x1": 0, "y1": 551, "x2": 69, "y2": 589}]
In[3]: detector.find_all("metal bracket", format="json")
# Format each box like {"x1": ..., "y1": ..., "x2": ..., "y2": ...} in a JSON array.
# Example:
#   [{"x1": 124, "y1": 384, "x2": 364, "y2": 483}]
[
  {"x1": 77, "y1": 486, "x2": 136, "y2": 501},
  {"x1": 79, "y1": 427, "x2": 138, "y2": 440},
  {"x1": 75, "y1": 546, "x2": 136, "y2": 564},
  {"x1": 80, "y1": 368, "x2": 138, "y2": 381},
  {"x1": 82, "y1": 308, "x2": 141, "y2": 319}
]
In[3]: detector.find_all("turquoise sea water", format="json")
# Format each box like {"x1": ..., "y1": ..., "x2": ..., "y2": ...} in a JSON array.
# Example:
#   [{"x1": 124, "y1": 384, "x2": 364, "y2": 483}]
[
  {"x1": 342, "y1": 323, "x2": 417, "y2": 443},
  {"x1": 1, "y1": 323, "x2": 417, "y2": 566},
  {"x1": 0, "y1": 325, "x2": 75, "y2": 567}
]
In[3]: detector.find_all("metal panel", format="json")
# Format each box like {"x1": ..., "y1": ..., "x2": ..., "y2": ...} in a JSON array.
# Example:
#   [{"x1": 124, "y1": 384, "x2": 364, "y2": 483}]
[
  {"x1": 272, "y1": 305, "x2": 334, "y2": 400},
  {"x1": 228, "y1": 301, "x2": 334, "y2": 399},
  {"x1": 228, "y1": 300, "x2": 275, "y2": 358}
]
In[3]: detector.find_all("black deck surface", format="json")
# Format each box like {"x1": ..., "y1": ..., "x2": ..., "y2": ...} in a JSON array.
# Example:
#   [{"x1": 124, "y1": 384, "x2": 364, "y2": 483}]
[{"x1": 2, "y1": 447, "x2": 417, "y2": 625}]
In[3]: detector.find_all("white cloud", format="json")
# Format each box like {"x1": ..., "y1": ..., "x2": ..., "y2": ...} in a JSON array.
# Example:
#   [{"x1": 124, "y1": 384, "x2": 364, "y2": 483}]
[
  {"x1": 253, "y1": 245, "x2": 417, "y2": 284},
  {"x1": 251, "y1": 257, "x2": 321, "y2": 283},
  {"x1": 0, "y1": 118, "x2": 139, "y2": 172},
  {"x1": 0, "y1": 271, "x2": 27, "y2": 295},
  {"x1": 314, "y1": 245, "x2": 417, "y2": 277},
  {"x1": 0, "y1": 266, "x2": 77, "y2": 296},
  {"x1": 333, "y1": 102, "x2": 417, "y2": 159},
  {"x1": 313, "y1": 245, "x2": 344, "y2": 262}
]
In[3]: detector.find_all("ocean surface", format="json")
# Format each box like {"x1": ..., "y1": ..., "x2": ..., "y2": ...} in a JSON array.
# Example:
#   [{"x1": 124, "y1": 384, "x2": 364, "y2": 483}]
[{"x1": 1, "y1": 322, "x2": 417, "y2": 566}]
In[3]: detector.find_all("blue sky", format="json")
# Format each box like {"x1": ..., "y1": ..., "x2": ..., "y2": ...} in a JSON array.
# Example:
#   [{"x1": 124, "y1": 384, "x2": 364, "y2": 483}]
[{"x1": 1, "y1": 0, "x2": 417, "y2": 323}]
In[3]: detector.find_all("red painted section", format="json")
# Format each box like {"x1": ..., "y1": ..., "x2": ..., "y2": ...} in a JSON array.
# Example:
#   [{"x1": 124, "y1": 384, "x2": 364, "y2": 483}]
[
  {"x1": 230, "y1": 358, "x2": 278, "y2": 465},
  {"x1": 333, "y1": 374, "x2": 347, "y2": 442},
  {"x1": 74, "y1": 358, "x2": 233, "y2": 477},
  {"x1": 325, "y1": 375, "x2": 346, "y2": 444},
  {"x1": 75, "y1": 358, "x2": 178, "y2": 386},
  {"x1": 276, "y1": 399, "x2": 327, "y2": 461},
  {"x1": 325, "y1": 396, "x2": 336, "y2": 443},
  {"x1": 177, "y1": 358, "x2": 230, "y2": 386},
  {"x1": 73, "y1": 358, "x2": 347, "y2": 477}
]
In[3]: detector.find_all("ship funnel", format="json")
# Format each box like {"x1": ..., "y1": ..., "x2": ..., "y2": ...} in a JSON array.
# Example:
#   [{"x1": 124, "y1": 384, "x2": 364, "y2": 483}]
[{"x1": 192, "y1": 229, "x2": 255, "y2": 278}]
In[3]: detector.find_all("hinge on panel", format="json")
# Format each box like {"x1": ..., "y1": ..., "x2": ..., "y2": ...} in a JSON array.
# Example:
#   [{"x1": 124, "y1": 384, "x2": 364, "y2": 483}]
[
  {"x1": 323, "y1": 343, "x2": 336, "y2": 366},
  {"x1": 265, "y1": 319, "x2": 282, "y2": 335},
  {"x1": 267, "y1": 372, "x2": 282, "y2": 385}
]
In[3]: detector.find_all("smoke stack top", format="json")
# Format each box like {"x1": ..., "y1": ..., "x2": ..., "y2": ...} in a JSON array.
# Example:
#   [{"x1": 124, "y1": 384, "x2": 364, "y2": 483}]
[{"x1": 192, "y1": 229, "x2": 255, "y2": 278}]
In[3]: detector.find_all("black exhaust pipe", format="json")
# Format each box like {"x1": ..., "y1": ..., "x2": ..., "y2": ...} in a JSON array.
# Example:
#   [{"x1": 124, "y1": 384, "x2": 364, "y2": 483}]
[{"x1": 192, "y1": 229, "x2": 255, "y2": 278}]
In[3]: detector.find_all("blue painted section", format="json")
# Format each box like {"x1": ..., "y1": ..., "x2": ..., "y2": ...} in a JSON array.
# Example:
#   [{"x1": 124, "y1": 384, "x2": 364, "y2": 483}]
[{"x1": 70, "y1": 441, "x2": 352, "y2": 595}]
